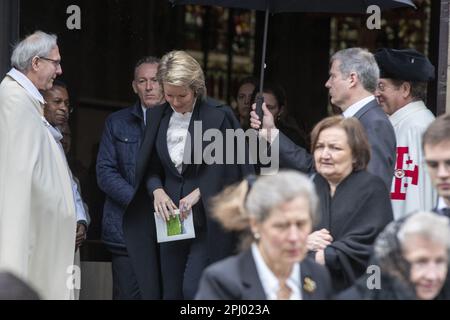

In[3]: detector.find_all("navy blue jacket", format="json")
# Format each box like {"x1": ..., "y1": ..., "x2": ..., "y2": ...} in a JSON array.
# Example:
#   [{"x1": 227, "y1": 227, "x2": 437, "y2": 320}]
[{"x1": 96, "y1": 102, "x2": 145, "y2": 248}]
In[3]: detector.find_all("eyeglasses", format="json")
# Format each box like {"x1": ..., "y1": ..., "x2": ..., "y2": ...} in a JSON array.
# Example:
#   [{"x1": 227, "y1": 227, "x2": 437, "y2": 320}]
[
  {"x1": 376, "y1": 82, "x2": 388, "y2": 92},
  {"x1": 376, "y1": 82, "x2": 401, "y2": 92},
  {"x1": 38, "y1": 56, "x2": 61, "y2": 67}
]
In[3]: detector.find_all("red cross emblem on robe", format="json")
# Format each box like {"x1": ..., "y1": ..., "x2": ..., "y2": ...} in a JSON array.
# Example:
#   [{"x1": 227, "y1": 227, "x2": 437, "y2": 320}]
[{"x1": 391, "y1": 146, "x2": 419, "y2": 200}]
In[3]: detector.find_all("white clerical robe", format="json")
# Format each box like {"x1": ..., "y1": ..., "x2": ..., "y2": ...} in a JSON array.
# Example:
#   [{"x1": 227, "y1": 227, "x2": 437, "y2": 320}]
[
  {"x1": 389, "y1": 101, "x2": 437, "y2": 220},
  {"x1": 0, "y1": 75, "x2": 76, "y2": 299}
]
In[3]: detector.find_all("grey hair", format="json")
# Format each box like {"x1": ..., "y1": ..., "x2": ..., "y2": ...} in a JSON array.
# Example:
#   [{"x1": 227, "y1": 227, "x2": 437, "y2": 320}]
[
  {"x1": 11, "y1": 31, "x2": 58, "y2": 73},
  {"x1": 331, "y1": 47, "x2": 379, "y2": 93},
  {"x1": 134, "y1": 56, "x2": 160, "y2": 79},
  {"x1": 245, "y1": 170, "x2": 319, "y2": 226},
  {"x1": 157, "y1": 50, "x2": 206, "y2": 98},
  {"x1": 397, "y1": 211, "x2": 450, "y2": 249}
]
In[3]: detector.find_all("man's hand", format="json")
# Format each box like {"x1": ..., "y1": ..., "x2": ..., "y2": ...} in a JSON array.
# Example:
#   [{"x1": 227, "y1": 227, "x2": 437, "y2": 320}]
[
  {"x1": 250, "y1": 102, "x2": 276, "y2": 131},
  {"x1": 75, "y1": 223, "x2": 87, "y2": 251},
  {"x1": 250, "y1": 102, "x2": 279, "y2": 142},
  {"x1": 179, "y1": 188, "x2": 201, "y2": 220}
]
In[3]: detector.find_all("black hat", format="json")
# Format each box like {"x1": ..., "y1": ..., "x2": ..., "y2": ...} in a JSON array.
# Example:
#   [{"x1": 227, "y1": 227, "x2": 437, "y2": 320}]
[{"x1": 374, "y1": 48, "x2": 435, "y2": 82}]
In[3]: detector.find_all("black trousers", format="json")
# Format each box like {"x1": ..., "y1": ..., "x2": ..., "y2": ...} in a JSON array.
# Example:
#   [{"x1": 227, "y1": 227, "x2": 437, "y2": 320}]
[
  {"x1": 109, "y1": 247, "x2": 142, "y2": 300},
  {"x1": 160, "y1": 229, "x2": 209, "y2": 300}
]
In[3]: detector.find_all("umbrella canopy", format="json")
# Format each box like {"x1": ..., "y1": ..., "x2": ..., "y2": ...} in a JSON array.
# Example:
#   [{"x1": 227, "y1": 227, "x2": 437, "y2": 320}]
[
  {"x1": 171, "y1": 0, "x2": 416, "y2": 14},
  {"x1": 170, "y1": 0, "x2": 416, "y2": 120}
]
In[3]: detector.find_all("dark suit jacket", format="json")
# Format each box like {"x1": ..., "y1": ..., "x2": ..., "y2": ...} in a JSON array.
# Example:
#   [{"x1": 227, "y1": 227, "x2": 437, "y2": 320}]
[
  {"x1": 195, "y1": 249, "x2": 332, "y2": 300},
  {"x1": 278, "y1": 98, "x2": 396, "y2": 189},
  {"x1": 123, "y1": 97, "x2": 254, "y2": 299},
  {"x1": 353, "y1": 99, "x2": 396, "y2": 189}
]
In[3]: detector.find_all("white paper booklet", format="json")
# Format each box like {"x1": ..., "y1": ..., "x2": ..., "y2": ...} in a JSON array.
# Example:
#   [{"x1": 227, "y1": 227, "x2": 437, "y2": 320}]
[{"x1": 154, "y1": 209, "x2": 196, "y2": 243}]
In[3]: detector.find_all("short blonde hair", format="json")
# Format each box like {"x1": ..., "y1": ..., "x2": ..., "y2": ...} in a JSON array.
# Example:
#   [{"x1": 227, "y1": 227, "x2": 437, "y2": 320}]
[{"x1": 157, "y1": 50, "x2": 206, "y2": 98}]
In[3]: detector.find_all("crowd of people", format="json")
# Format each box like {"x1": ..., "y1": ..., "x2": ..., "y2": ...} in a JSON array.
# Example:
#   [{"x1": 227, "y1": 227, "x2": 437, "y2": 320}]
[{"x1": 0, "y1": 30, "x2": 449, "y2": 300}]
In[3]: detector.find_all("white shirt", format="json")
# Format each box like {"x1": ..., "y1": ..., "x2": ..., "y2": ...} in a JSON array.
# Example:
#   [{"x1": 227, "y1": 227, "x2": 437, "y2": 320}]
[
  {"x1": 141, "y1": 105, "x2": 147, "y2": 125},
  {"x1": 342, "y1": 95, "x2": 375, "y2": 118},
  {"x1": 251, "y1": 243, "x2": 302, "y2": 300},
  {"x1": 47, "y1": 123, "x2": 88, "y2": 224},
  {"x1": 437, "y1": 197, "x2": 449, "y2": 211},
  {"x1": 167, "y1": 103, "x2": 195, "y2": 173},
  {"x1": 7, "y1": 68, "x2": 45, "y2": 105}
]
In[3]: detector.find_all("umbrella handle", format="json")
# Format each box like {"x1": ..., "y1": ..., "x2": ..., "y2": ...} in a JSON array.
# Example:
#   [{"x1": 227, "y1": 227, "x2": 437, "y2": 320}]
[{"x1": 255, "y1": 93, "x2": 264, "y2": 130}]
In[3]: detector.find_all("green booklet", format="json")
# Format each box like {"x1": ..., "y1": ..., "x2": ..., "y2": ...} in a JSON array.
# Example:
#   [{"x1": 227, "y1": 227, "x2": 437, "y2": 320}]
[
  {"x1": 167, "y1": 214, "x2": 183, "y2": 236},
  {"x1": 154, "y1": 208, "x2": 195, "y2": 243}
]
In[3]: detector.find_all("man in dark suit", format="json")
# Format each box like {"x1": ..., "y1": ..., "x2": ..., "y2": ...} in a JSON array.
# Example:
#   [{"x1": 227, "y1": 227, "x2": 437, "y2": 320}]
[
  {"x1": 250, "y1": 48, "x2": 396, "y2": 189},
  {"x1": 423, "y1": 113, "x2": 450, "y2": 217}
]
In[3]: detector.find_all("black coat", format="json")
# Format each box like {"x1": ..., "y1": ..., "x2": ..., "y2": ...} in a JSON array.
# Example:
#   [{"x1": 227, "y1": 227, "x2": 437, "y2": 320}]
[
  {"x1": 313, "y1": 170, "x2": 394, "y2": 292},
  {"x1": 195, "y1": 249, "x2": 333, "y2": 300},
  {"x1": 123, "y1": 98, "x2": 254, "y2": 299}
]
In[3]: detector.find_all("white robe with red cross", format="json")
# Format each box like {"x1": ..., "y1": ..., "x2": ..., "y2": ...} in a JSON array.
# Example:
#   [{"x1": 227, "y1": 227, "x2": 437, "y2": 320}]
[{"x1": 389, "y1": 101, "x2": 437, "y2": 220}]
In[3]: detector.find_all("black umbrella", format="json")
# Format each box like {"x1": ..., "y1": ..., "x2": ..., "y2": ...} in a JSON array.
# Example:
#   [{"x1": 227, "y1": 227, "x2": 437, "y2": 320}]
[{"x1": 170, "y1": 0, "x2": 416, "y2": 121}]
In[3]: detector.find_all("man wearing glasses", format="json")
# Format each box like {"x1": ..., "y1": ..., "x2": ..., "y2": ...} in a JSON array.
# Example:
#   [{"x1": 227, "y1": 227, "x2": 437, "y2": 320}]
[
  {"x1": 374, "y1": 48, "x2": 436, "y2": 220},
  {"x1": 0, "y1": 31, "x2": 77, "y2": 299},
  {"x1": 423, "y1": 113, "x2": 450, "y2": 218}
]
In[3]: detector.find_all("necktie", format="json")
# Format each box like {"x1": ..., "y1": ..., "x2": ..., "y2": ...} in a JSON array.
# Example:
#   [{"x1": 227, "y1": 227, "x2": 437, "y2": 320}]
[{"x1": 277, "y1": 280, "x2": 292, "y2": 300}]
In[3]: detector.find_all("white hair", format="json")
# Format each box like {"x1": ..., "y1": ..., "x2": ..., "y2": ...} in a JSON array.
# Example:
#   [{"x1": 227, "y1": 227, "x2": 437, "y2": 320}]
[
  {"x1": 398, "y1": 211, "x2": 450, "y2": 249},
  {"x1": 245, "y1": 170, "x2": 319, "y2": 225},
  {"x1": 11, "y1": 31, "x2": 58, "y2": 72}
]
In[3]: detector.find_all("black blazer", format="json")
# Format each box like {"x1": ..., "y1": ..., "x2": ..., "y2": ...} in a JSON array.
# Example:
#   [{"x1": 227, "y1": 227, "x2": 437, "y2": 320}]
[
  {"x1": 195, "y1": 249, "x2": 333, "y2": 300},
  {"x1": 123, "y1": 97, "x2": 254, "y2": 299}
]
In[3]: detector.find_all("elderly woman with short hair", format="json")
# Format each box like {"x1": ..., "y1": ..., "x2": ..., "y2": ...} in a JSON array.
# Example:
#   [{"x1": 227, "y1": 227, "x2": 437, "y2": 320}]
[
  {"x1": 307, "y1": 115, "x2": 393, "y2": 292},
  {"x1": 339, "y1": 211, "x2": 450, "y2": 299},
  {"x1": 196, "y1": 171, "x2": 332, "y2": 300},
  {"x1": 123, "y1": 50, "x2": 253, "y2": 299}
]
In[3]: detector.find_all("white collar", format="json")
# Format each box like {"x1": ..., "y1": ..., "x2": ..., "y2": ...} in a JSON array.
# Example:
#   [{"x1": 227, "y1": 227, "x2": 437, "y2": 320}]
[
  {"x1": 6, "y1": 68, "x2": 45, "y2": 105},
  {"x1": 251, "y1": 243, "x2": 301, "y2": 300},
  {"x1": 437, "y1": 197, "x2": 450, "y2": 210},
  {"x1": 141, "y1": 105, "x2": 147, "y2": 124},
  {"x1": 170, "y1": 98, "x2": 196, "y2": 118},
  {"x1": 389, "y1": 100, "x2": 428, "y2": 126},
  {"x1": 342, "y1": 95, "x2": 375, "y2": 118}
]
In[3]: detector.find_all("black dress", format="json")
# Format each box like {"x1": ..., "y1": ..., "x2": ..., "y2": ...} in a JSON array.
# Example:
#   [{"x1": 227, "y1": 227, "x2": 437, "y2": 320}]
[{"x1": 313, "y1": 170, "x2": 394, "y2": 292}]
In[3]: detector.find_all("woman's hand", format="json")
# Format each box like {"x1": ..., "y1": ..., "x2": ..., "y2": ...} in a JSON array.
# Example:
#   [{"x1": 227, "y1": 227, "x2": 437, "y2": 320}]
[
  {"x1": 315, "y1": 250, "x2": 325, "y2": 265},
  {"x1": 307, "y1": 228, "x2": 333, "y2": 251},
  {"x1": 179, "y1": 188, "x2": 201, "y2": 220},
  {"x1": 153, "y1": 188, "x2": 177, "y2": 222}
]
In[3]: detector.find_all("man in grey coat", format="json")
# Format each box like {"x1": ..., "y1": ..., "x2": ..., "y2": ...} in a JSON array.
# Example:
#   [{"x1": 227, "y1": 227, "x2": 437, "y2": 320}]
[{"x1": 250, "y1": 48, "x2": 396, "y2": 189}]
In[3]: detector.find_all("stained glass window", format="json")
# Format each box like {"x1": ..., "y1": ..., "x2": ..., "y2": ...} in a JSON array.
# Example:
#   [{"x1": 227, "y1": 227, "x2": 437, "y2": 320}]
[{"x1": 183, "y1": 5, "x2": 256, "y2": 104}]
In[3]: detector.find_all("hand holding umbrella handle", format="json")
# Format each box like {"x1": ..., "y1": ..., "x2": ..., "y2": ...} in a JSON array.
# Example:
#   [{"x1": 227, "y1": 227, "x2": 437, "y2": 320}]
[{"x1": 255, "y1": 93, "x2": 264, "y2": 130}]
